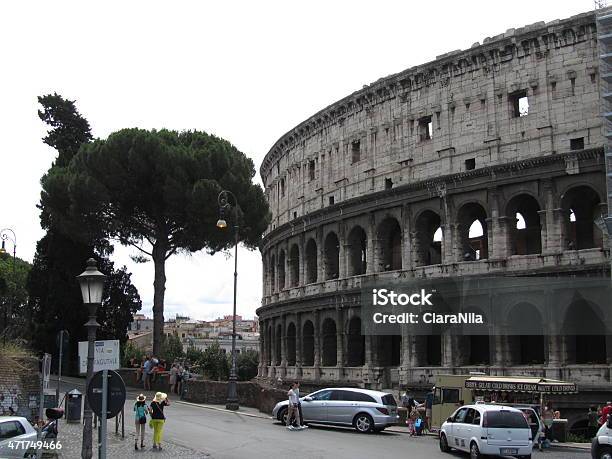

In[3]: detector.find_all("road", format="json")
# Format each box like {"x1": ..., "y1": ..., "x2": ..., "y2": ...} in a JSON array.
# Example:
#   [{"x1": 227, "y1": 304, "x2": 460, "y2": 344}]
[{"x1": 53, "y1": 376, "x2": 589, "y2": 459}]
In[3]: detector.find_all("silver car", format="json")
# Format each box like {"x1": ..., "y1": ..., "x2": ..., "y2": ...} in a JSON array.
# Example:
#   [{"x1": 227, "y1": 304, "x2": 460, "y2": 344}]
[{"x1": 272, "y1": 387, "x2": 399, "y2": 433}]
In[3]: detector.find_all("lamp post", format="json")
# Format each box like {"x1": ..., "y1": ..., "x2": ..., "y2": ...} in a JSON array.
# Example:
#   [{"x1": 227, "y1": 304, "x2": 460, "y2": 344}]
[
  {"x1": 0, "y1": 228, "x2": 16, "y2": 341},
  {"x1": 77, "y1": 258, "x2": 106, "y2": 459},
  {"x1": 217, "y1": 190, "x2": 239, "y2": 411}
]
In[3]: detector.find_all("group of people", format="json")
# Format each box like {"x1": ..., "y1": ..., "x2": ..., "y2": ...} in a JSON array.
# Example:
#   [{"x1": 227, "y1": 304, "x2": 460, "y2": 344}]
[
  {"x1": 132, "y1": 356, "x2": 190, "y2": 394},
  {"x1": 286, "y1": 382, "x2": 308, "y2": 431},
  {"x1": 400, "y1": 391, "x2": 432, "y2": 436},
  {"x1": 588, "y1": 401, "x2": 612, "y2": 438},
  {"x1": 133, "y1": 392, "x2": 171, "y2": 451}
]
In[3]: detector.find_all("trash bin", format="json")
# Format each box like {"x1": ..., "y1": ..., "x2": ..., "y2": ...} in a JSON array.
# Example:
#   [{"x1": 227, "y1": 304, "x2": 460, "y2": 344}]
[
  {"x1": 65, "y1": 389, "x2": 82, "y2": 423},
  {"x1": 552, "y1": 418, "x2": 568, "y2": 443}
]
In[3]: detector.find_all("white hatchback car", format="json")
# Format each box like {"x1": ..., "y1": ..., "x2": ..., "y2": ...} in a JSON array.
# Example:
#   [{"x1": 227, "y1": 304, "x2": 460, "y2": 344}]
[
  {"x1": 439, "y1": 404, "x2": 533, "y2": 459},
  {"x1": 0, "y1": 416, "x2": 37, "y2": 458}
]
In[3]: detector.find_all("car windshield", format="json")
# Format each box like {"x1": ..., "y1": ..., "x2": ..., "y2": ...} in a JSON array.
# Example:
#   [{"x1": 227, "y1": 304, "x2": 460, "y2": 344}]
[
  {"x1": 381, "y1": 394, "x2": 397, "y2": 406},
  {"x1": 485, "y1": 411, "x2": 529, "y2": 429}
]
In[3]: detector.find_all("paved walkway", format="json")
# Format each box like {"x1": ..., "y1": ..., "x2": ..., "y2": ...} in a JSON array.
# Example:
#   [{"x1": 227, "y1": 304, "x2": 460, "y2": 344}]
[{"x1": 41, "y1": 417, "x2": 209, "y2": 458}]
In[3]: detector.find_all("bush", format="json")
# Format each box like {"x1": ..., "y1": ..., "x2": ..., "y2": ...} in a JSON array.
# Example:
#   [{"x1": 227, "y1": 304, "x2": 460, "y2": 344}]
[
  {"x1": 121, "y1": 341, "x2": 144, "y2": 367},
  {"x1": 236, "y1": 350, "x2": 259, "y2": 381},
  {"x1": 200, "y1": 341, "x2": 229, "y2": 381}
]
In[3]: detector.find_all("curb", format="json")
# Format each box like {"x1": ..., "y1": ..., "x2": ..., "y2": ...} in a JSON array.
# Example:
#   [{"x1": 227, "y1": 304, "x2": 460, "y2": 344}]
[{"x1": 174, "y1": 400, "x2": 272, "y2": 420}]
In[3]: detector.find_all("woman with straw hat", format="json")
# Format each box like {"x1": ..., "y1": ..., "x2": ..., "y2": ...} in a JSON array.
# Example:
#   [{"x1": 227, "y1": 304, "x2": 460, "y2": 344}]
[
  {"x1": 149, "y1": 392, "x2": 170, "y2": 450},
  {"x1": 133, "y1": 394, "x2": 148, "y2": 450}
]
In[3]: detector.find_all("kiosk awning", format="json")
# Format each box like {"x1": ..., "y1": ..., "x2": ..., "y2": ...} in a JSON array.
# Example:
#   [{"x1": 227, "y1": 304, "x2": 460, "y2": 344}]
[{"x1": 464, "y1": 376, "x2": 577, "y2": 394}]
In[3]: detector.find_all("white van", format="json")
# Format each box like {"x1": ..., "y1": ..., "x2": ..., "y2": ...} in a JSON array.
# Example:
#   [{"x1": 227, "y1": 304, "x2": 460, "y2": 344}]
[
  {"x1": 592, "y1": 417, "x2": 612, "y2": 459},
  {"x1": 440, "y1": 404, "x2": 533, "y2": 459}
]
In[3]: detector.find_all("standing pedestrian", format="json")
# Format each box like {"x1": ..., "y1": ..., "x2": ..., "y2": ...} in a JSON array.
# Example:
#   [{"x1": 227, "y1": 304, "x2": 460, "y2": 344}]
[
  {"x1": 424, "y1": 390, "x2": 433, "y2": 432},
  {"x1": 175, "y1": 363, "x2": 183, "y2": 395},
  {"x1": 588, "y1": 406, "x2": 599, "y2": 439},
  {"x1": 169, "y1": 364, "x2": 178, "y2": 394},
  {"x1": 286, "y1": 382, "x2": 304, "y2": 430},
  {"x1": 133, "y1": 394, "x2": 148, "y2": 450},
  {"x1": 143, "y1": 356, "x2": 153, "y2": 390},
  {"x1": 294, "y1": 381, "x2": 305, "y2": 427},
  {"x1": 542, "y1": 402, "x2": 554, "y2": 442},
  {"x1": 149, "y1": 392, "x2": 170, "y2": 450}
]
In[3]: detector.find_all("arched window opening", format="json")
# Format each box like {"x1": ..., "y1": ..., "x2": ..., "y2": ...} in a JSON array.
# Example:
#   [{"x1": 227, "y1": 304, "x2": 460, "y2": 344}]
[
  {"x1": 321, "y1": 318, "x2": 337, "y2": 366},
  {"x1": 305, "y1": 239, "x2": 318, "y2": 284},
  {"x1": 348, "y1": 226, "x2": 367, "y2": 276},
  {"x1": 324, "y1": 232, "x2": 340, "y2": 280}
]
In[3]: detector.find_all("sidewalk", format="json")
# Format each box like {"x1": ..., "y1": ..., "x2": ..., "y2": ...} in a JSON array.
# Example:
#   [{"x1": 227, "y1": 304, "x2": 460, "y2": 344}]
[{"x1": 40, "y1": 417, "x2": 210, "y2": 458}]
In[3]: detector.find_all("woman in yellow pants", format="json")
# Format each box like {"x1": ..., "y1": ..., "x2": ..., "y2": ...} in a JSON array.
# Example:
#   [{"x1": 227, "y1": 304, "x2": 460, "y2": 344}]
[{"x1": 149, "y1": 392, "x2": 170, "y2": 450}]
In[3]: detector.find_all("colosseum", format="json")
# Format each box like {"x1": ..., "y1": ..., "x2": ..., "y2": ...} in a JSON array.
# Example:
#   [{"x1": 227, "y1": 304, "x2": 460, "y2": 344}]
[{"x1": 256, "y1": 9, "x2": 612, "y2": 427}]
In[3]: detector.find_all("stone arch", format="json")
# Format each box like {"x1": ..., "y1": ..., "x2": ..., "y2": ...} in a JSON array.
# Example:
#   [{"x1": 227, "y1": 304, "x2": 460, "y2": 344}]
[
  {"x1": 377, "y1": 217, "x2": 402, "y2": 271},
  {"x1": 289, "y1": 244, "x2": 300, "y2": 287},
  {"x1": 506, "y1": 194, "x2": 542, "y2": 255},
  {"x1": 275, "y1": 323, "x2": 282, "y2": 365},
  {"x1": 377, "y1": 335, "x2": 401, "y2": 366},
  {"x1": 562, "y1": 298, "x2": 606, "y2": 364},
  {"x1": 455, "y1": 306, "x2": 490, "y2": 365},
  {"x1": 414, "y1": 209, "x2": 443, "y2": 266},
  {"x1": 506, "y1": 302, "x2": 545, "y2": 365},
  {"x1": 269, "y1": 254, "x2": 276, "y2": 293},
  {"x1": 305, "y1": 238, "x2": 318, "y2": 284},
  {"x1": 266, "y1": 325, "x2": 272, "y2": 365},
  {"x1": 278, "y1": 250, "x2": 286, "y2": 290},
  {"x1": 321, "y1": 318, "x2": 337, "y2": 366},
  {"x1": 324, "y1": 232, "x2": 340, "y2": 280},
  {"x1": 286, "y1": 322, "x2": 296, "y2": 366},
  {"x1": 457, "y1": 202, "x2": 488, "y2": 261},
  {"x1": 302, "y1": 320, "x2": 315, "y2": 366},
  {"x1": 347, "y1": 226, "x2": 367, "y2": 276},
  {"x1": 560, "y1": 185, "x2": 603, "y2": 250},
  {"x1": 346, "y1": 316, "x2": 365, "y2": 366}
]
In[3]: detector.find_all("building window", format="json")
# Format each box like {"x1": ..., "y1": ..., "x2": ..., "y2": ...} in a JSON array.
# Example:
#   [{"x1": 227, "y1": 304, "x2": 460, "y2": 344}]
[
  {"x1": 293, "y1": 211, "x2": 297, "y2": 219},
  {"x1": 329, "y1": 196, "x2": 335, "y2": 206},
  {"x1": 418, "y1": 116, "x2": 432, "y2": 141},
  {"x1": 570, "y1": 137, "x2": 584, "y2": 151},
  {"x1": 280, "y1": 178, "x2": 285, "y2": 197},
  {"x1": 385, "y1": 178, "x2": 393, "y2": 189},
  {"x1": 509, "y1": 90, "x2": 529, "y2": 117},
  {"x1": 465, "y1": 158, "x2": 476, "y2": 170},
  {"x1": 351, "y1": 140, "x2": 361, "y2": 163},
  {"x1": 308, "y1": 160, "x2": 315, "y2": 181}
]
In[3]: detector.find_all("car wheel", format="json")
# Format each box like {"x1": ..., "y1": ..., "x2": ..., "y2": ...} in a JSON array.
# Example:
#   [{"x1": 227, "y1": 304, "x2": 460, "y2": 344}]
[
  {"x1": 599, "y1": 446, "x2": 612, "y2": 459},
  {"x1": 469, "y1": 442, "x2": 481, "y2": 459},
  {"x1": 439, "y1": 433, "x2": 450, "y2": 453},
  {"x1": 353, "y1": 413, "x2": 374, "y2": 433},
  {"x1": 278, "y1": 407, "x2": 288, "y2": 426}
]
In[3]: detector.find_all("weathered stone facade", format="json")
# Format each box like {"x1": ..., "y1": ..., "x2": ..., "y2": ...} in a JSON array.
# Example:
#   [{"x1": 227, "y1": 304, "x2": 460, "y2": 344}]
[{"x1": 257, "y1": 10, "x2": 611, "y2": 428}]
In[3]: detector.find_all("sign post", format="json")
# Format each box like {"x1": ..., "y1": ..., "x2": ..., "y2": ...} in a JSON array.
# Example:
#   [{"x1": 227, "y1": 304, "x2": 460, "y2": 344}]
[
  {"x1": 99, "y1": 369, "x2": 108, "y2": 459},
  {"x1": 37, "y1": 353, "x2": 51, "y2": 459},
  {"x1": 87, "y1": 368, "x2": 126, "y2": 459},
  {"x1": 55, "y1": 330, "x2": 69, "y2": 406}
]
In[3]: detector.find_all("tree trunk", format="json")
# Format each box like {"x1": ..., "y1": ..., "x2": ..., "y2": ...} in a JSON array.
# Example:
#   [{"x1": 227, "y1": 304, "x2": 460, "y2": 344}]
[{"x1": 152, "y1": 240, "x2": 167, "y2": 356}]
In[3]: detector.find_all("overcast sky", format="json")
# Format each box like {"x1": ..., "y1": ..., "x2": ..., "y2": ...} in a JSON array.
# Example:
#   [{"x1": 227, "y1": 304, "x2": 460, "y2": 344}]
[{"x1": 0, "y1": 0, "x2": 592, "y2": 321}]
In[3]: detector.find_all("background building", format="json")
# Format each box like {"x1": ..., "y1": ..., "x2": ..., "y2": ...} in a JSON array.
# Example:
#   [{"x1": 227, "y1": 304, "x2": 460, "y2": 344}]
[{"x1": 257, "y1": 10, "x2": 610, "y2": 430}]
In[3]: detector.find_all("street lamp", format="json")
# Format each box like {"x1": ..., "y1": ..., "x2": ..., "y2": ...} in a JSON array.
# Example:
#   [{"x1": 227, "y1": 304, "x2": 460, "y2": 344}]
[
  {"x1": 0, "y1": 228, "x2": 16, "y2": 341},
  {"x1": 217, "y1": 190, "x2": 239, "y2": 411},
  {"x1": 77, "y1": 258, "x2": 106, "y2": 459}
]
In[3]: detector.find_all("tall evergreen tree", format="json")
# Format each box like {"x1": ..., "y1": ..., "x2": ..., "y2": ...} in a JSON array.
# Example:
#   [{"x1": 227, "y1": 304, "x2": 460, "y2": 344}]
[
  {"x1": 27, "y1": 94, "x2": 141, "y2": 371},
  {"x1": 42, "y1": 128, "x2": 270, "y2": 355}
]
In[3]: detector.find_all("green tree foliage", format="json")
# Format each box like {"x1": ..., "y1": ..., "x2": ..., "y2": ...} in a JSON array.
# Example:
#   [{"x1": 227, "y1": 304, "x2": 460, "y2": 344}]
[
  {"x1": 236, "y1": 349, "x2": 259, "y2": 381},
  {"x1": 27, "y1": 94, "x2": 142, "y2": 373},
  {"x1": 0, "y1": 253, "x2": 32, "y2": 340},
  {"x1": 121, "y1": 341, "x2": 144, "y2": 367},
  {"x1": 199, "y1": 341, "x2": 230, "y2": 381},
  {"x1": 43, "y1": 128, "x2": 270, "y2": 355},
  {"x1": 160, "y1": 334, "x2": 184, "y2": 363}
]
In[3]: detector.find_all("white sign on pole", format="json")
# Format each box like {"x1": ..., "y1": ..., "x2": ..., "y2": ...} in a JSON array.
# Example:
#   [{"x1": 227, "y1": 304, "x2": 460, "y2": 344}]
[{"x1": 78, "y1": 340, "x2": 120, "y2": 374}]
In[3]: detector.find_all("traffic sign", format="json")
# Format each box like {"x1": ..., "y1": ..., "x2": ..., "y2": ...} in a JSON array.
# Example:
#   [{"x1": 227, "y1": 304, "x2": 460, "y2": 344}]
[{"x1": 87, "y1": 370, "x2": 126, "y2": 419}]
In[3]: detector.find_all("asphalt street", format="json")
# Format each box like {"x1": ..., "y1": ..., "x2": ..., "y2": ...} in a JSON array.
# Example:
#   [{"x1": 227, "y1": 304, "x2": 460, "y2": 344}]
[{"x1": 53, "y1": 377, "x2": 589, "y2": 459}]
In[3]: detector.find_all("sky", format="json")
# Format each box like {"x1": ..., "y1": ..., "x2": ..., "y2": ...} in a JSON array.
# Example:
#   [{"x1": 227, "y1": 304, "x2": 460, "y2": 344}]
[{"x1": 0, "y1": 0, "x2": 594, "y2": 322}]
